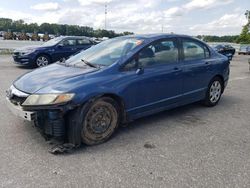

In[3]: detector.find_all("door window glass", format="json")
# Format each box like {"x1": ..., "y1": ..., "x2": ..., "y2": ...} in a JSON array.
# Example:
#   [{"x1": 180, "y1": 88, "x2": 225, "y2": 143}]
[
  {"x1": 183, "y1": 40, "x2": 210, "y2": 61},
  {"x1": 123, "y1": 39, "x2": 178, "y2": 71},
  {"x1": 61, "y1": 39, "x2": 76, "y2": 46},
  {"x1": 77, "y1": 39, "x2": 91, "y2": 45},
  {"x1": 139, "y1": 39, "x2": 178, "y2": 67}
]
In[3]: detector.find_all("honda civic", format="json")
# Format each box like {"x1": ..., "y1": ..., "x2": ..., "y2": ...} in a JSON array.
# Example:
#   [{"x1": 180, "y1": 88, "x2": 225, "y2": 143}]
[{"x1": 6, "y1": 34, "x2": 230, "y2": 152}]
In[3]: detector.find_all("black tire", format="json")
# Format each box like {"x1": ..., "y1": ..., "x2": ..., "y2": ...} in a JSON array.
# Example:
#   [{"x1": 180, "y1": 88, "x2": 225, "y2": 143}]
[
  {"x1": 35, "y1": 54, "x2": 51, "y2": 67},
  {"x1": 67, "y1": 97, "x2": 120, "y2": 146},
  {"x1": 203, "y1": 77, "x2": 224, "y2": 107}
]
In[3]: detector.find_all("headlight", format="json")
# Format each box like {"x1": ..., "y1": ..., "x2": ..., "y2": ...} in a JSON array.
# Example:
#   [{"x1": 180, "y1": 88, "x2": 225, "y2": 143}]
[{"x1": 22, "y1": 93, "x2": 75, "y2": 106}]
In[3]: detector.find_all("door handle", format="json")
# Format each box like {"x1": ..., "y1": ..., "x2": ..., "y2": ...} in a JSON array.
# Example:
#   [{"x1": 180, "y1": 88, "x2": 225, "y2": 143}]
[
  {"x1": 136, "y1": 67, "x2": 144, "y2": 75},
  {"x1": 173, "y1": 67, "x2": 181, "y2": 74},
  {"x1": 173, "y1": 67, "x2": 180, "y2": 71},
  {"x1": 205, "y1": 62, "x2": 212, "y2": 71}
]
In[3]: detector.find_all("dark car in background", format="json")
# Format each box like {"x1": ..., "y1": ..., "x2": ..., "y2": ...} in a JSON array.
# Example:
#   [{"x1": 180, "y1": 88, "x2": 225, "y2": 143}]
[
  {"x1": 12, "y1": 36, "x2": 96, "y2": 67},
  {"x1": 6, "y1": 34, "x2": 230, "y2": 153},
  {"x1": 238, "y1": 45, "x2": 250, "y2": 55},
  {"x1": 213, "y1": 44, "x2": 236, "y2": 60}
]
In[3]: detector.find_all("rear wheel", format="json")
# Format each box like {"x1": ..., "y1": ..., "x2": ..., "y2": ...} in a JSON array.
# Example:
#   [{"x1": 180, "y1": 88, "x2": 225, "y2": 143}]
[
  {"x1": 203, "y1": 77, "x2": 223, "y2": 107},
  {"x1": 36, "y1": 55, "x2": 50, "y2": 67}
]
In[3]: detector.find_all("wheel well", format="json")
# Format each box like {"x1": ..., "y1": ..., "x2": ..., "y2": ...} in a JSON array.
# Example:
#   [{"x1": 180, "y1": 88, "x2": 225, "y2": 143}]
[
  {"x1": 213, "y1": 75, "x2": 225, "y2": 91},
  {"x1": 101, "y1": 94, "x2": 127, "y2": 124},
  {"x1": 35, "y1": 53, "x2": 52, "y2": 62}
]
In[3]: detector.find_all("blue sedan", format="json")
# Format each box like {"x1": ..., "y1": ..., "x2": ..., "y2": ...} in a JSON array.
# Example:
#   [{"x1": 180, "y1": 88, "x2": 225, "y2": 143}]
[
  {"x1": 6, "y1": 34, "x2": 230, "y2": 152},
  {"x1": 12, "y1": 36, "x2": 95, "y2": 67}
]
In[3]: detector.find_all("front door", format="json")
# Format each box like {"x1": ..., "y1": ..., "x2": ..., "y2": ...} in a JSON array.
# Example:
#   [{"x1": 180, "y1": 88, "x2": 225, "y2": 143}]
[
  {"x1": 121, "y1": 38, "x2": 183, "y2": 116},
  {"x1": 54, "y1": 39, "x2": 78, "y2": 61}
]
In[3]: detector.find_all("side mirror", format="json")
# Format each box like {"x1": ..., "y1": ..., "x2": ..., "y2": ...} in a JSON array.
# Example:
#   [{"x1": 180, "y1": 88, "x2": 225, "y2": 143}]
[
  {"x1": 57, "y1": 44, "x2": 63, "y2": 48},
  {"x1": 59, "y1": 57, "x2": 66, "y2": 63}
]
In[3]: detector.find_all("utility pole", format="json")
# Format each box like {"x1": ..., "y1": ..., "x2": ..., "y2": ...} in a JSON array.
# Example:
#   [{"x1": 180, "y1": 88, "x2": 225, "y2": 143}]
[
  {"x1": 161, "y1": 0, "x2": 164, "y2": 33},
  {"x1": 104, "y1": 3, "x2": 107, "y2": 30},
  {"x1": 245, "y1": 10, "x2": 250, "y2": 31},
  {"x1": 245, "y1": 10, "x2": 250, "y2": 21}
]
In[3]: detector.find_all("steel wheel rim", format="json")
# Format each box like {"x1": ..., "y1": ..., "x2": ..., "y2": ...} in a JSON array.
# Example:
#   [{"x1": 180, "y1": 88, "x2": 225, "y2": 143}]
[
  {"x1": 209, "y1": 80, "x2": 221, "y2": 103},
  {"x1": 83, "y1": 101, "x2": 118, "y2": 141},
  {"x1": 36, "y1": 56, "x2": 49, "y2": 67}
]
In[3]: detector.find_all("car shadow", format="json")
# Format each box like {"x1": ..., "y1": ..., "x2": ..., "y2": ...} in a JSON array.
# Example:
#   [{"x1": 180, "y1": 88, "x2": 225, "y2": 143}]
[
  {"x1": 72, "y1": 94, "x2": 242, "y2": 155},
  {"x1": 15, "y1": 65, "x2": 35, "y2": 70},
  {"x1": 21, "y1": 94, "x2": 241, "y2": 156},
  {"x1": 72, "y1": 102, "x2": 207, "y2": 155}
]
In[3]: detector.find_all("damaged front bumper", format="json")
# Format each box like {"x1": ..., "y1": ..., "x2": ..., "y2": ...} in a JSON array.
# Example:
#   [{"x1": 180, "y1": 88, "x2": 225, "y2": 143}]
[
  {"x1": 6, "y1": 97, "x2": 78, "y2": 154},
  {"x1": 6, "y1": 86, "x2": 80, "y2": 153},
  {"x1": 6, "y1": 96, "x2": 69, "y2": 138},
  {"x1": 6, "y1": 98, "x2": 37, "y2": 121}
]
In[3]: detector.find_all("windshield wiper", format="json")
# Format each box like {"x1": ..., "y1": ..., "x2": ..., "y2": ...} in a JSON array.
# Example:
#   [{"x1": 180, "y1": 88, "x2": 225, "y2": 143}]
[{"x1": 81, "y1": 59, "x2": 98, "y2": 68}]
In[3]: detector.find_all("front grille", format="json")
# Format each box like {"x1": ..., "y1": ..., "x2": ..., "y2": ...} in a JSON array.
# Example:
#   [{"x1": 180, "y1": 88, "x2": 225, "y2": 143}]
[
  {"x1": 7, "y1": 85, "x2": 29, "y2": 105},
  {"x1": 13, "y1": 52, "x2": 20, "y2": 56}
]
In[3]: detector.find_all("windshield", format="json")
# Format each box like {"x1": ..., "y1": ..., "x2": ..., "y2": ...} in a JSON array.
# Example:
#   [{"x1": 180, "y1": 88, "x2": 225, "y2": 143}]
[
  {"x1": 65, "y1": 37, "x2": 143, "y2": 67},
  {"x1": 42, "y1": 37, "x2": 63, "y2": 47}
]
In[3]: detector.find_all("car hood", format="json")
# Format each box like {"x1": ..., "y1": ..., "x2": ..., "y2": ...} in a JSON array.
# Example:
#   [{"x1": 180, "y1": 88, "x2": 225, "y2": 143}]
[
  {"x1": 14, "y1": 63, "x2": 97, "y2": 94},
  {"x1": 14, "y1": 45, "x2": 41, "y2": 52}
]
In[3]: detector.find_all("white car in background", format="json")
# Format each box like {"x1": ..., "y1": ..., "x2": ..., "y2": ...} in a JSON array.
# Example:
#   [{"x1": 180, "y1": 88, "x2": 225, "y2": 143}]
[{"x1": 238, "y1": 45, "x2": 250, "y2": 55}]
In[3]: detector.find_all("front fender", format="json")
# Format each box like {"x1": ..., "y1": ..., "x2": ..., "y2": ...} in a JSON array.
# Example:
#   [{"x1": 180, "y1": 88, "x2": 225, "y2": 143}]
[{"x1": 72, "y1": 85, "x2": 122, "y2": 106}]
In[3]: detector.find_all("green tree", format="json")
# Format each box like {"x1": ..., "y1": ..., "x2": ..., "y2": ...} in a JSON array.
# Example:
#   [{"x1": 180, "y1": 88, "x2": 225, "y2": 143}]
[
  {"x1": 122, "y1": 31, "x2": 134, "y2": 36},
  {"x1": 236, "y1": 10, "x2": 250, "y2": 44},
  {"x1": 0, "y1": 17, "x2": 133, "y2": 38},
  {"x1": 196, "y1": 35, "x2": 239, "y2": 43},
  {"x1": 0, "y1": 18, "x2": 12, "y2": 31},
  {"x1": 236, "y1": 25, "x2": 250, "y2": 44}
]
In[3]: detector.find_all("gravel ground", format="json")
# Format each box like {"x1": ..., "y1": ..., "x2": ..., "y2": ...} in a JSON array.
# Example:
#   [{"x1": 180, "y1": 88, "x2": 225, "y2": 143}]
[{"x1": 0, "y1": 55, "x2": 250, "y2": 188}]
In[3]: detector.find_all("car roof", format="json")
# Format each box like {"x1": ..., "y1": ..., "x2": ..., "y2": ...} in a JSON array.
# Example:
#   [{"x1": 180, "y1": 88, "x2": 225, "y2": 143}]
[
  {"x1": 117, "y1": 33, "x2": 210, "y2": 47},
  {"x1": 57, "y1": 36, "x2": 91, "y2": 40},
  {"x1": 121, "y1": 33, "x2": 194, "y2": 40}
]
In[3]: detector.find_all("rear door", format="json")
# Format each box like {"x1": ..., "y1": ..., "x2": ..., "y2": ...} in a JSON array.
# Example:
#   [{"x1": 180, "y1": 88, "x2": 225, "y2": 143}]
[{"x1": 180, "y1": 38, "x2": 212, "y2": 100}]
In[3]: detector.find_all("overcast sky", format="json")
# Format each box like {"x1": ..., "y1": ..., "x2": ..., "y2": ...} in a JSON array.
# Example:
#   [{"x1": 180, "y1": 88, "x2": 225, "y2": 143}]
[{"x1": 0, "y1": 0, "x2": 249, "y2": 35}]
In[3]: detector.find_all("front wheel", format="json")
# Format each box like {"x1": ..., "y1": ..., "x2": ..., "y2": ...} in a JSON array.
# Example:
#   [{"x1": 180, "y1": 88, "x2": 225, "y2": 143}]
[
  {"x1": 67, "y1": 97, "x2": 120, "y2": 146},
  {"x1": 36, "y1": 55, "x2": 50, "y2": 67},
  {"x1": 203, "y1": 77, "x2": 223, "y2": 107},
  {"x1": 82, "y1": 97, "x2": 120, "y2": 145}
]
